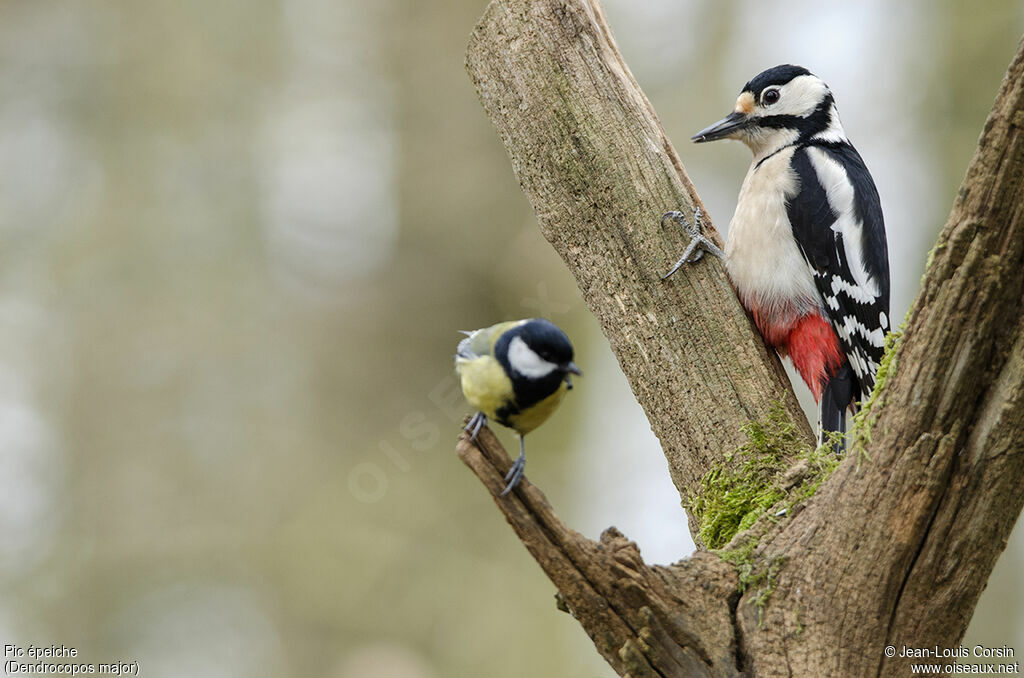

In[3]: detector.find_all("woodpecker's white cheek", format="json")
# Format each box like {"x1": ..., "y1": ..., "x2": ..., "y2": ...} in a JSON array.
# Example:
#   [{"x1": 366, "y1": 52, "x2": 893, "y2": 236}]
[
  {"x1": 772, "y1": 75, "x2": 830, "y2": 117},
  {"x1": 507, "y1": 336, "x2": 558, "y2": 379}
]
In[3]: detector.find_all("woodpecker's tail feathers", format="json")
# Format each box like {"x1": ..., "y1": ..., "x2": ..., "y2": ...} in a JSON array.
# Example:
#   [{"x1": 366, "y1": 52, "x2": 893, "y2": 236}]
[{"x1": 819, "y1": 364, "x2": 855, "y2": 453}]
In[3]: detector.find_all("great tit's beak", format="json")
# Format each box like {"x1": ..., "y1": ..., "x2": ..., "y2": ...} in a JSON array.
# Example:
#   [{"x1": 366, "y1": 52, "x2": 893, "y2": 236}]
[
  {"x1": 562, "y1": 361, "x2": 582, "y2": 389},
  {"x1": 692, "y1": 111, "x2": 750, "y2": 143}
]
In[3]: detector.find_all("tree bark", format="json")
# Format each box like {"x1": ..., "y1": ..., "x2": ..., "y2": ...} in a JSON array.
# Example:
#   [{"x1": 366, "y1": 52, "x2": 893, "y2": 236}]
[{"x1": 461, "y1": 0, "x2": 1024, "y2": 676}]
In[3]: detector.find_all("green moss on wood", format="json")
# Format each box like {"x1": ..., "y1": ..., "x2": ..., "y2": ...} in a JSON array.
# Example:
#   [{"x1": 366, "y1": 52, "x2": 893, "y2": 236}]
[
  {"x1": 850, "y1": 326, "x2": 904, "y2": 465},
  {"x1": 687, "y1": 404, "x2": 839, "y2": 550},
  {"x1": 688, "y1": 404, "x2": 844, "y2": 623},
  {"x1": 924, "y1": 239, "x2": 946, "y2": 274},
  {"x1": 687, "y1": 330, "x2": 903, "y2": 622},
  {"x1": 718, "y1": 536, "x2": 786, "y2": 626}
]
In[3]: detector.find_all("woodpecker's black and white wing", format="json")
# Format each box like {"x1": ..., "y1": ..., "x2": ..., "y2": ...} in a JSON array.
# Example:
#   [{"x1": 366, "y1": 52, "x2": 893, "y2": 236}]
[{"x1": 786, "y1": 142, "x2": 891, "y2": 402}]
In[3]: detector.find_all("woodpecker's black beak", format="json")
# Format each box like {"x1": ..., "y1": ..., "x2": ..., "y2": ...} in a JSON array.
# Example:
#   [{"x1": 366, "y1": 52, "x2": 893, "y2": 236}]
[
  {"x1": 692, "y1": 111, "x2": 750, "y2": 143},
  {"x1": 562, "y1": 362, "x2": 582, "y2": 389}
]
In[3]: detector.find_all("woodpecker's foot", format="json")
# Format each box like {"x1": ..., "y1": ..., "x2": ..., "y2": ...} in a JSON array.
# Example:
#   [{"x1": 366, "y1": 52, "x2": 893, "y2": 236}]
[
  {"x1": 661, "y1": 208, "x2": 725, "y2": 279},
  {"x1": 465, "y1": 412, "x2": 487, "y2": 441},
  {"x1": 500, "y1": 442, "x2": 526, "y2": 497}
]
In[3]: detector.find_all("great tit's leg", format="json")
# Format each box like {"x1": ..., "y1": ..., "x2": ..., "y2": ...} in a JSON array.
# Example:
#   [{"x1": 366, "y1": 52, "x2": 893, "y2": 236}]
[
  {"x1": 661, "y1": 208, "x2": 725, "y2": 279},
  {"x1": 465, "y1": 412, "x2": 487, "y2": 441},
  {"x1": 500, "y1": 437, "x2": 527, "y2": 497}
]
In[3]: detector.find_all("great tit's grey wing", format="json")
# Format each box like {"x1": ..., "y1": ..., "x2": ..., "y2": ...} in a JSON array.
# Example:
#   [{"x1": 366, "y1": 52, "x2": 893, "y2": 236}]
[
  {"x1": 456, "y1": 334, "x2": 479, "y2": 361},
  {"x1": 455, "y1": 320, "x2": 527, "y2": 361}
]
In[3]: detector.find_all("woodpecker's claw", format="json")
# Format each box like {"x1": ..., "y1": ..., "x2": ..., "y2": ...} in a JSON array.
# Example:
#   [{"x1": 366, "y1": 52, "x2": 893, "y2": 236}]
[{"x1": 661, "y1": 208, "x2": 725, "y2": 279}]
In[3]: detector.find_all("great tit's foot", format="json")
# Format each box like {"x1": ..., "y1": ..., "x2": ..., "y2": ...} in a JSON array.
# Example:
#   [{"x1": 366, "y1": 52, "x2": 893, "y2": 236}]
[
  {"x1": 500, "y1": 447, "x2": 526, "y2": 497},
  {"x1": 661, "y1": 208, "x2": 725, "y2": 279},
  {"x1": 465, "y1": 412, "x2": 487, "y2": 441}
]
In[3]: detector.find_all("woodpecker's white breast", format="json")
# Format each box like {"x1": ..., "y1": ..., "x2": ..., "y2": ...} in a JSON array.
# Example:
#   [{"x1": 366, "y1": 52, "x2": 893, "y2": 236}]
[{"x1": 725, "y1": 147, "x2": 821, "y2": 321}]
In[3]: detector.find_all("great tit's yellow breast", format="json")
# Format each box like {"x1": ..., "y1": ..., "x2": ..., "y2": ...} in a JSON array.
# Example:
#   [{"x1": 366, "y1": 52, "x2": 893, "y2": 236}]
[
  {"x1": 505, "y1": 381, "x2": 568, "y2": 435},
  {"x1": 455, "y1": 354, "x2": 514, "y2": 422}
]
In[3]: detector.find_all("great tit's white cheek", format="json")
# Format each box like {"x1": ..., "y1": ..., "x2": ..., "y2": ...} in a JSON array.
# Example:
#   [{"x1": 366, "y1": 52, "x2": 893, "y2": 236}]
[{"x1": 507, "y1": 336, "x2": 558, "y2": 379}]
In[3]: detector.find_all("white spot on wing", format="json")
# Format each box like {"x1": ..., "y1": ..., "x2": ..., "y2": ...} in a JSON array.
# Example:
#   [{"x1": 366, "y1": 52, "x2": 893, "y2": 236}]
[
  {"x1": 839, "y1": 312, "x2": 885, "y2": 349},
  {"x1": 855, "y1": 352, "x2": 868, "y2": 379},
  {"x1": 831, "y1": 274, "x2": 877, "y2": 306},
  {"x1": 880, "y1": 311, "x2": 889, "y2": 330}
]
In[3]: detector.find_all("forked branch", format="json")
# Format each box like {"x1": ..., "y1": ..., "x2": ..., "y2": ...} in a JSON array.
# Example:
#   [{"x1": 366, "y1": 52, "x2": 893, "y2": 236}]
[
  {"x1": 462, "y1": 0, "x2": 1024, "y2": 674},
  {"x1": 457, "y1": 428, "x2": 740, "y2": 677}
]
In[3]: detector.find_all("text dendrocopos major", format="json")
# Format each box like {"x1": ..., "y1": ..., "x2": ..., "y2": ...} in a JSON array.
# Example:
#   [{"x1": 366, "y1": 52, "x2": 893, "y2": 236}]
[{"x1": 665, "y1": 64, "x2": 891, "y2": 450}]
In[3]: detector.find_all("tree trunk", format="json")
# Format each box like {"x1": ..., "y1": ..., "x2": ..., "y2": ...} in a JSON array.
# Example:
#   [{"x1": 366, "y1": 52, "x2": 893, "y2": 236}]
[
  {"x1": 464, "y1": 0, "x2": 813, "y2": 510},
  {"x1": 459, "y1": 1, "x2": 1024, "y2": 676}
]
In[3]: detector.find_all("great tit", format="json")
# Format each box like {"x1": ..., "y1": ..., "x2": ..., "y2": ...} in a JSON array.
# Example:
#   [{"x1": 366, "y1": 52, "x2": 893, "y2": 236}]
[{"x1": 455, "y1": 318, "x2": 581, "y2": 496}]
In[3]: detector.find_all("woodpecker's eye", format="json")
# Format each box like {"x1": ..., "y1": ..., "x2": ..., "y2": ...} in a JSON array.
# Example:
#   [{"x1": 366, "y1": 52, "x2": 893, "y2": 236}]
[{"x1": 762, "y1": 88, "x2": 780, "y2": 105}]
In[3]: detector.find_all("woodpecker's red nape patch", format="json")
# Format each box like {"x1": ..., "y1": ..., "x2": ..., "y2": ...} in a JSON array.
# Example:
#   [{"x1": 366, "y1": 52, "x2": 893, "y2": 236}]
[{"x1": 786, "y1": 313, "x2": 844, "y2": 401}]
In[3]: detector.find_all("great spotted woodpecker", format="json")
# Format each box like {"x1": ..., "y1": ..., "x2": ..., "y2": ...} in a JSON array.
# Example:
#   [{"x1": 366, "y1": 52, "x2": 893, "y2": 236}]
[{"x1": 665, "y1": 65, "x2": 890, "y2": 450}]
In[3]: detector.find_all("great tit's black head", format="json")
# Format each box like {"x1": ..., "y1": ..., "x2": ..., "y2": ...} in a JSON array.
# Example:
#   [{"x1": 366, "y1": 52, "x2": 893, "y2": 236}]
[
  {"x1": 692, "y1": 64, "x2": 846, "y2": 158},
  {"x1": 497, "y1": 318, "x2": 581, "y2": 386}
]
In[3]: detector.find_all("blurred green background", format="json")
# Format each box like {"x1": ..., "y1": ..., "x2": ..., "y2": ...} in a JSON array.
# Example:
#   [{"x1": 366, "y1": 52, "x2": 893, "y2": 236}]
[{"x1": 1, "y1": 1, "x2": 1021, "y2": 676}]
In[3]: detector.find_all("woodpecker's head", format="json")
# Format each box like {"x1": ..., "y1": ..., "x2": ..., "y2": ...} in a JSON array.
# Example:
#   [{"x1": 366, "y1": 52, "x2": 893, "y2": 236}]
[{"x1": 692, "y1": 65, "x2": 847, "y2": 159}]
